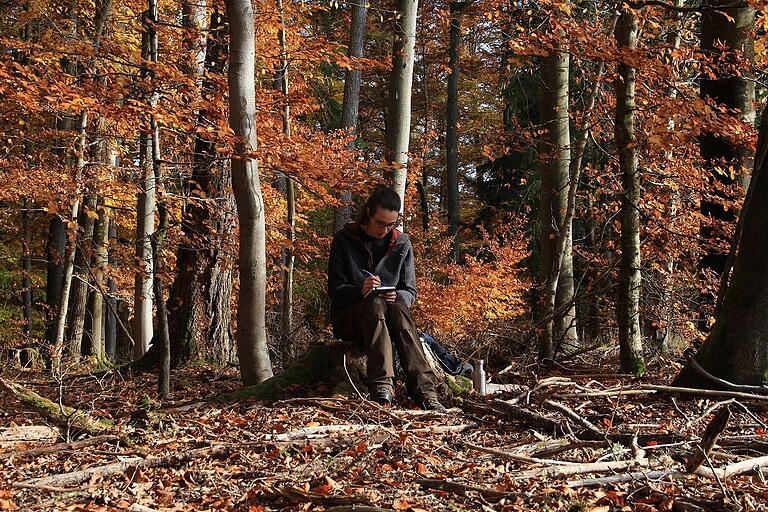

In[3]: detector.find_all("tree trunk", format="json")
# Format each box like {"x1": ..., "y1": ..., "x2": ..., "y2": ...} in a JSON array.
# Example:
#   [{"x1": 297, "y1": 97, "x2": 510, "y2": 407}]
[
  {"x1": 334, "y1": 0, "x2": 368, "y2": 233},
  {"x1": 67, "y1": 194, "x2": 98, "y2": 361},
  {"x1": 445, "y1": 1, "x2": 463, "y2": 261},
  {"x1": 46, "y1": 216, "x2": 66, "y2": 344},
  {"x1": 276, "y1": 0, "x2": 296, "y2": 356},
  {"x1": 105, "y1": 219, "x2": 117, "y2": 360},
  {"x1": 615, "y1": 10, "x2": 645, "y2": 375},
  {"x1": 699, "y1": 0, "x2": 755, "y2": 304},
  {"x1": 133, "y1": 2, "x2": 158, "y2": 359},
  {"x1": 674, "y1": 107, "x2": 768, "y2": 386},
  {"x1": 385, "y1": 0, "x2": 419, "y2": 216},
  {"x1": 168, "y1": 7, "x2": 236, "y2": 367},
  {"x1": 89, "y1": 208, "x2": 108, "y2": 361},
  {"x1": 52, "y1": 110, "x2": 88, "y2": 370},
  {"x1": 21, "y1": 197, "x2": 33, "y2": 339},
  {"x1": 225, "y1": 0, "x2": 274, "y2": 385},
  {"x1": 538, "y1": 47, "x2": 578, "y2": 358}
]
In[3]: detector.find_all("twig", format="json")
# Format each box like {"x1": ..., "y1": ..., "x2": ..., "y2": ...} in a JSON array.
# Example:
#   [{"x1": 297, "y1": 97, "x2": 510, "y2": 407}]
[
  {"x1": 640, "y1": 384, "x2": 768, "y2": 402},
  {"x1": 514, "y1": 458, "x2": 650, "y2": 479},
  {"x1": 543, "y1": 400, "x2": 604, "y2": 438},
  {"x1": 567, "y1": 470, "x2": 687, "y2": 488},
  {"x1": 416, "y1": 478, "x2": 517, "y2": 499},
  {"x1": 464, "y1": 442, "x2": 578, "y2": 465}
]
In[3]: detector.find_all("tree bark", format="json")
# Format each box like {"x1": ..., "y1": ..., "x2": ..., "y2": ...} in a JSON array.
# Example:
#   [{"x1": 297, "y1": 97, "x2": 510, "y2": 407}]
[
  {"x1": 67, "y1": 194, "x2": 97, "y2": 361},
  {"x1": 615, "y1": 10, "x2": 645, "y2": 375},
  {"x1": 699, "y1": 0, "x2": 755, "y2": 302},
  {"x1": 21, "y1": 197, "x2": 33, "y2": 339},
  {"x1": 385, "y1": 0, "x2": 419, "y2": 217},
  {"x1": 46, "y1": 215, "x2": 67, "y2": 345},
  {"x1": 168, "y1": 7, "x2": 236, "y2": 367},
  {"x1": 445, "y1": 1, "x2": 463, "y2": 261},
  {"x1": 105, "y1": 219, "x2": 117, "y2": 360},
  {"x1": 88, "y1": 206, "x2": 108, "y2": 361},
  {"x1": 225, "y1": 0, "x2": 274, "y2": 385},
  {"x1": 674, "y1": 107, "x2": 768, "y2": 386},
  {"x1": 538, "y1": 44, "x2": 578, "y2": 358},
  {"x1": 333, "y1": 0, "x2": 369, "y2": 233}
]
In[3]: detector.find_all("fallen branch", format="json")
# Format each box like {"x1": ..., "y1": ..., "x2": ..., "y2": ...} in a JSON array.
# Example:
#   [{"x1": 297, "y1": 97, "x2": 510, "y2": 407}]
[
  {"x1": 0, "y1": 377, "x2": 113, "y2": 436},
  {"x1": 695, "y1": 455, "x2": 768, "y2": 480},
  {"x1": 533, "y1": 440, "x2": 609, "y2": 458},
  {"x1": 17, "y1": 445, "x2": 231, "y2": 488},
  {"x1": 640, "y1": 384, "x2": 768, "y2": 402},
  {"x1": 0, "y1": 425, "x2": 58, "y2": 446},
  {"x1": 684, "y1": 353, "x2": 768, "y2": 395},
  {"x1": 686, "y1": 406, "x2": 731, "y2": 473},
  {"x1": 567, "y1": 470, "x2": 688, "y2": 488},
  {"x1": 488, "y1": 399, "x2": 566, "y2": 436},
  {"x1": 515, "y1": 458, "x2": 650, "y2": 479},
  {"x1": 544, "y1": 400, "x2": 604, "y2": 439},
  {"x1": 416, "y1": 478, "x2": 517, "y2": 499},
  {"x1": 464, "y1": 441, "x2": 578, "y2": 465},
  {"x1": 0, "y1": 434, "x2": 118, "y2": 460}
]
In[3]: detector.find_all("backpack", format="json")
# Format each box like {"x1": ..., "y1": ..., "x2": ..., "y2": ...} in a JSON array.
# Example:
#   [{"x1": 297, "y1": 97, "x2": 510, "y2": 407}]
[{"x1": 419, "y1": 331, "x2": 473, "y2": 377}]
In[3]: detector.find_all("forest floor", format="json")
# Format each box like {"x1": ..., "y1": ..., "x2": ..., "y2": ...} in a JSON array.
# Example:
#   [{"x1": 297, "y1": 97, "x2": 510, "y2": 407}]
[{"x1": 1, "y1": 354, "x2": 768, "y2": 511}]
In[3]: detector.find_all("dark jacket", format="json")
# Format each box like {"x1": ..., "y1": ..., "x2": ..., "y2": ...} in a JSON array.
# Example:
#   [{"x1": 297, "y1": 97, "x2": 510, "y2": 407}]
[{"x1": 328, "y1": 223, "x2": 417, "y2": 316}]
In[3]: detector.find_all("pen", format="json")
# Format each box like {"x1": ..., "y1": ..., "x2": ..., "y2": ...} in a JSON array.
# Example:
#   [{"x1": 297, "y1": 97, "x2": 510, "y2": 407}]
[{"x1": 362, "y1": 270, "x2": 374, "y2": 278}]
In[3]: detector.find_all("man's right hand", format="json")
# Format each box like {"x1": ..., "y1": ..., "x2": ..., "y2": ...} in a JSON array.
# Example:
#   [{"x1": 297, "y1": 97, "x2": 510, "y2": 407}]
[{"x1": 361, "y1": 275, "x2": 381, "y2": 297}]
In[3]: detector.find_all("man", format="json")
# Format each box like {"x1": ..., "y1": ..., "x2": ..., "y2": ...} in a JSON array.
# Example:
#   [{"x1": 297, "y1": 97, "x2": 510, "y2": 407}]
[{"x1": 328, "y1": 187, "x2": 446, "y2": 412}]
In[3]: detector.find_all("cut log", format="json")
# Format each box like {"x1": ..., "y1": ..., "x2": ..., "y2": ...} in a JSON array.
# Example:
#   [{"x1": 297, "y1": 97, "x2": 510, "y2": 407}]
[{"x1": 0, "y1": 377, "x2": 113, "y2": 436}]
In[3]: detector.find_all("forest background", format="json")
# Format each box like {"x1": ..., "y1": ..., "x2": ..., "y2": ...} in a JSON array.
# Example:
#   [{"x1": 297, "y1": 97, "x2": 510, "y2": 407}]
[{"x1": 0, "y1": 0, "x2": 765, "y2": 389}]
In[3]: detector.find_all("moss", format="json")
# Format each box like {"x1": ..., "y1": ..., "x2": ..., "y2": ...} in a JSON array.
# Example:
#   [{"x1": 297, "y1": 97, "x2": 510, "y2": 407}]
[
  {"x1": 446, "y1": 375, "x2": 473, "y2": 395},
  {"x1": 567, "y1": 500, "x2": 589, "y2": 512},
  {"x1": 621, "y1": 354, "x2": 646, "y2": 376}
]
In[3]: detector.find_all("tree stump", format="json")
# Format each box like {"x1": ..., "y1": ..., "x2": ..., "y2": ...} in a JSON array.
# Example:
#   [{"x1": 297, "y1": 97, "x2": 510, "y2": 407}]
[
  {"x1": 4, "y1": 345, "x2": 42, "y2": 369},
  {"x1": 218, "y1": 340, "x2": 468, "y2": 404}
]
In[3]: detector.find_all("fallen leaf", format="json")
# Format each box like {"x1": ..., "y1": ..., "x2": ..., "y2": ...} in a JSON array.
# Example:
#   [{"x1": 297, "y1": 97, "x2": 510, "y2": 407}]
[
  {"x1": 0, "y1": 499, "x2": 18, "y2": 511},
  {"x1": 393, "y1": 498, "x2": 411, "y2": 510}
]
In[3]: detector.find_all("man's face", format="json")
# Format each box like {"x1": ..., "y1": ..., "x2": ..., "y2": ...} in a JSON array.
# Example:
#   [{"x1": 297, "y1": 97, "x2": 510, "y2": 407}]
[{"x1": 362, "y1": 207, "x2": 399, "y2": 239}]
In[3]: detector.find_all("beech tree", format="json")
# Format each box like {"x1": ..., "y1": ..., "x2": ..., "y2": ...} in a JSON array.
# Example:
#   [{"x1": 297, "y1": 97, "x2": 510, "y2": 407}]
[{"x1": 225, "y1": 0, "x2": 274, "y2": 385}]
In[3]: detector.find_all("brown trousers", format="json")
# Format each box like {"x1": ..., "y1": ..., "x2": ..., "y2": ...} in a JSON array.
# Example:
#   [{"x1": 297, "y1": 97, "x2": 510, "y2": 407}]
[{"x1": 333, "y1": 295, "x2": 438, "y2": 400}]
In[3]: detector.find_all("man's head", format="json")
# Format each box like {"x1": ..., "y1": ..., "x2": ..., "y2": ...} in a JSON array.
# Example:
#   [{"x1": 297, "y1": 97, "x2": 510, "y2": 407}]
[{"x1": 359, "y1": 186, "x2": 401, "y2": 239}]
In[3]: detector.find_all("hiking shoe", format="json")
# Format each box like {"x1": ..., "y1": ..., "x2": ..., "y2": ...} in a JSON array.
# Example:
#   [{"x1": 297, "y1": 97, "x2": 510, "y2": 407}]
[
  {"x1": 420, "y1": 396, "x2": 447, "y2": 413},
  {"x1": 370, "y1": 387, "x2": 393, "y2": 406}
]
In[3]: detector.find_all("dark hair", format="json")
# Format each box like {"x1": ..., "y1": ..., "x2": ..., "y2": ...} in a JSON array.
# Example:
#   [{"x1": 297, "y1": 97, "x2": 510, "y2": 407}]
[{"x1": 358, "y1": 186, "x2": 401, "y2": 225}]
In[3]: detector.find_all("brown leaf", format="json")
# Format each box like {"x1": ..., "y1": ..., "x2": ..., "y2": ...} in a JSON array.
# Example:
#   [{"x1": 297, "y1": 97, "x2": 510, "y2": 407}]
[{"x1": 0, "y1": 499, "x2": 18, "y2": 511}]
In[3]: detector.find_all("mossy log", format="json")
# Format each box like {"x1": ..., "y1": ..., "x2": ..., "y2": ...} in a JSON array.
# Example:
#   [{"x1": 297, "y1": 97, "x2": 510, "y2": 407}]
[
  {"x1": 217, "y1": 341, "x2": 468, "y2": 403},
  {"x1": 0, "y1": 377, "x2": 113, "y2": 436}
]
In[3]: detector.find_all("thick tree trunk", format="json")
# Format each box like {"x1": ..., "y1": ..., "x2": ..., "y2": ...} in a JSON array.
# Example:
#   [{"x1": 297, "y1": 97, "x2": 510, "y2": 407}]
[
  {"x1": 52, "y1": 110, "x2": 88, "y2": 370},
  {"x1": 168, "y1": 7, "x2": 235, "y2": 367},
  {"x1": 46, "y1": 216, "x2": 67, "y2": 344},
  {"x1": 615, "y1": 11, "x2": 645, "y2": 375},
  {"x1": 699, "y1": 1, "x2": 755, "y2": 298},
  {"x1": 538, "y1": 48, "x2": 578, "y2": 358},
  {"x1": 385, "y1": 0, "x2": 419, "y2": 216},
  {"x1": 225, "y1": 0, "x2": 274, "y2": 385},
  {"x1": 674, "y1": 109, "x2": 768, "y2": 386},
  {"x1": 445, "y1": 1, "x2": 463, "y2": 261},
  {"x1": 333, "y1": 0, "x2": 368, "y2": 233}
]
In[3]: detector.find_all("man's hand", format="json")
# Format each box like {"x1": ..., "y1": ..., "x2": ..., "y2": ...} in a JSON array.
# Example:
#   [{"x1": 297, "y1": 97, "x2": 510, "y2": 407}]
[
  {"x1": 361, "y1": 275, "x2": 381, "y2": 297},
  {"x1": 381, "y1": 291, "x2": 397, "y2": 303}
]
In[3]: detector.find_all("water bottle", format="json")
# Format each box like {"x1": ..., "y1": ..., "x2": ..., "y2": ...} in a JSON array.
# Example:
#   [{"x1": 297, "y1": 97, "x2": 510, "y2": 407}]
[{"x1": 472, "y1": 359, "x2": 486, "y2": 395}]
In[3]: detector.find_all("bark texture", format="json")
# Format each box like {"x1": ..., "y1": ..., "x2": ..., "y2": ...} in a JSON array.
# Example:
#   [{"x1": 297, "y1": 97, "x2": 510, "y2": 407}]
[
  {"x1": 615, "y1": 11, "x2": 645, "y2": 375},
  {"x1": 385, "y1": 0, "x2": 419, "y2": 215},
  {"x1": 225, "y1": 0, "x2": 274, "y2": 385},
  {"x1": 538, "y1": 47, "x2": 577, "y2": 357},
  {"x1": 168, "y1": 7, "x2": 235, "y2": 366},
  {"x1": 445, "y1": 1, "x2": 463, "y2": 261}
]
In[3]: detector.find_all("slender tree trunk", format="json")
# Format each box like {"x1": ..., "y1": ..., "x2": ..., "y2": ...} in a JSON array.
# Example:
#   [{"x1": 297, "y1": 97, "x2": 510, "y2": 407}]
[
  {"x1": 699, "y1": 0, "x2": 756, "y2": 312},
  {"x1": 67, "y1": 193, "x2": 98, "y2": 360},
  {"x1": 276, "y1": 0, "x2": 295, "y2": 355},
  {"x1": 538, "y1": 45, "x2": 578, "y2": 358},
  {"x1": 674, "y1": 107, "x2": 768, "y2": 386},
  {"x1": 21, "y1": 197, "x2": 33, "y2": 339},
  {"x1": 615, "y1": 10, "x2": 645, "y2": 375},
  {"x1": 133, "y1": 1, "x2": 158, "y2": 359},
  {"x1": 445, "y1": 1, "x2": 463, "y2": 261},
  {"x1": 46, "y1": 216, "x2": 66, "y2": 344},
  {"x1": 225, "y1": 0, "x2": 274, "y2": 385},
  {"x1": 385, "y1": 0, "x2": 419, "y2": 215},
  {"x1": 334, "y1": 0, "x2": 368, "y2": 233},
  {"x1": 89, "y1": 208, "x2": 108, "y2": 361},
  {"x1": 105, "y1": 219, "x2": 117, "y2": 360},
  {"x1": 169, "y1": 7, "x2": 236, "y2": 367}
]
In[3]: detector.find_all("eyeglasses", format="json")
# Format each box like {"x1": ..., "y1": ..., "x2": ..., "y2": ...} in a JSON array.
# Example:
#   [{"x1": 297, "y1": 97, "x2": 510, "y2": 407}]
[{"x1": 372, "y1": 217, "x2": 399, "y2": 229}]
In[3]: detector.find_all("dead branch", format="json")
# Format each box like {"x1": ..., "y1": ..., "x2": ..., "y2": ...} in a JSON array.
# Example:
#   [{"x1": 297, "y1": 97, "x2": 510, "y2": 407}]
[
  {"x1": 0, "y1": 425, "x2": 58, "y2": 446},
  {"x1": 488, "y1": 399, "x2": 567, "y2": 436},
  {"x1": 416, "y1": 478, "x2": 517, "y2": 499},
  {"x1": 640, "y1": 384, "x2": 768, "y2": 402},
  {"x1": 684, "y1": 353, "x2": 768, "y2": 395},
  {"x1": 17, "y1": 445, "x2": 231, "y2": 488},
  {"x1": 544, "y1": 400, "x2": 604, "y2": 438},
  {"x1": 515, "y1": 458, "x2": 650, "y2": 479},
  {"x1": 532, "y1": 440, "x2": 610, "y2": 458},
  {"x1": 463, "y1": 441, "x2": 578, "y2": 465},
  {"x1": 695, "y1": 455, "x2": 768, "y2": 480},
  {"x1": 0, "y1": 434, "x2": 118, "y2": 460},
  {"x1": 567, "y1": 470, "x2": 687, "y2": 487},
  {"x1": 0, "y1": 377, "x2": 113, "y2": 436},
  {"x1": 686, "y1": 406, "x2": 731, "y2": 473}
]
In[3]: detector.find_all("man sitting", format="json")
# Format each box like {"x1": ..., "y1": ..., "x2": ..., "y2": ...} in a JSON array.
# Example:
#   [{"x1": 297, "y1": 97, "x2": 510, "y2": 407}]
[{"x1": 327, "y1": 187, "x2": 446, "y2": 412}]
